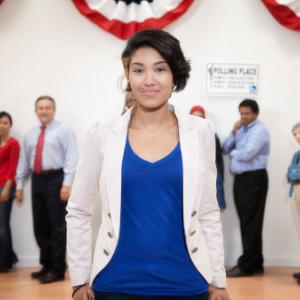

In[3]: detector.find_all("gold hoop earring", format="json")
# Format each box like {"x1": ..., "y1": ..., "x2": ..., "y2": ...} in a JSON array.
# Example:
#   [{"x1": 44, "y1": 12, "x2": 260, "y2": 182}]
[{"x1": 119, "y1": 75, "x2": 131, "y2": 93}]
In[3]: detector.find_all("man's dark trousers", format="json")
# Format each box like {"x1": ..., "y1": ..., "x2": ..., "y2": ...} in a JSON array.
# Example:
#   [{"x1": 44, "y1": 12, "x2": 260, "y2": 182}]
[
  {"x1": 31, "y1": 170, "x2": 66, "y2": 275},
  {"x1": 233, "y1": 168, "x2": 268, "y2": 273}
]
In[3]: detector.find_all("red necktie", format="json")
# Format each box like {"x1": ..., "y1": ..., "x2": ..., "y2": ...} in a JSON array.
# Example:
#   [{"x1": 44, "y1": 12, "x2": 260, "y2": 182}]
[{"x1": 33, "y1": 125, "x2": 46, "y2": 174}]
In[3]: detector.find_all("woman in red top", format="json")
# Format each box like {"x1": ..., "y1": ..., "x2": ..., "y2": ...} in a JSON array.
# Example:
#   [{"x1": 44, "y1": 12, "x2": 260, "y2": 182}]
[{"x1": 0, "y1": 111, "x2": 20, "y2": 272}]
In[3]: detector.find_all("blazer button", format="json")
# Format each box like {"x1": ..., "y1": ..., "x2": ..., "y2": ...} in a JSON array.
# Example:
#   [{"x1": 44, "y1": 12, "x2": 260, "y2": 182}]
[
  {"x1": 191, "y1": 211, "x2": 197, "y2": 217},
  {"x1": 189, "y1": 230, "x2": 196, "y2": 236},
  {"x1": 191, "y1": 247, "x2": 198, "y2": 254},
  {"x1": 108, "y1": 213, "x2": 111, "y2": 219},
  {"x1": 108, "y1": 231, "x2": 113, "y2": 238},
  {"x1": 103, "y1": 249, "x2": 110, "y2": 256}
]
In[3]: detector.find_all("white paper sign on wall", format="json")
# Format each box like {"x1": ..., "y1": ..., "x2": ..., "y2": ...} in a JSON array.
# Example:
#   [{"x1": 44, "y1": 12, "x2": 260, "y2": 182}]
[{"x1": 205, "y1": 63, "x2": 259, "y2": 96}]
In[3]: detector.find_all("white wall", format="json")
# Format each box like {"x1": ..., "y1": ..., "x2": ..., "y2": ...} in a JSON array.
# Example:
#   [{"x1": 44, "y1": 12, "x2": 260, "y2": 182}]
[{"x1": 1, "y1": 0, "x2": 300, "y2": 267}]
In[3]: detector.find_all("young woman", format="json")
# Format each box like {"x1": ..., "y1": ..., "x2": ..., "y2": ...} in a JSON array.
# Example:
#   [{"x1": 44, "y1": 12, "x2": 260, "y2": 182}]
[
  {"x1": 0, "y1": 111, "x2": 20, "y2": 272},
  {"x1": 67, "y1": 29, "x2": 229, "y2": 300}
]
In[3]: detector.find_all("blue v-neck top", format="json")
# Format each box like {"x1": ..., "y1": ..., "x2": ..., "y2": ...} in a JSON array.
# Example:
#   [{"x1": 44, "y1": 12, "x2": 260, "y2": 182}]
[{"x1": 93, "y1": 138, "x2": 208, "y2": 296}]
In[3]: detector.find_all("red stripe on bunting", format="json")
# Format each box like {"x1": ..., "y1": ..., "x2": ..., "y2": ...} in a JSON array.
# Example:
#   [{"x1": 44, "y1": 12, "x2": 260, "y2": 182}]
[
  {"x1": 72, "y1": 0, "x2": 194, "y2": 40},
  {"x1": 262, "y1": 0, "x2": 300, "y2": 31}
]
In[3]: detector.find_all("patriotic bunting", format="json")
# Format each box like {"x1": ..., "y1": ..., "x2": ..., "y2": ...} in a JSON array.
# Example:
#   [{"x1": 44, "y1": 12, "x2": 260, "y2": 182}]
[
  {"x1": 72, "y1": 0, "x2": 194, "y2": 40},
  {"x1": 262, "y1": 0, "x2": 300, "y2": 31}
]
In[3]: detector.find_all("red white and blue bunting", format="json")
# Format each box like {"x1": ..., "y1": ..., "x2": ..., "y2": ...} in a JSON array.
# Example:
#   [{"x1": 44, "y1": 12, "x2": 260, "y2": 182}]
[
  {"x1": 262, "y1": 0, "x2": 300, "y2": 31},
  {"x1": 72, "y1": 0, "x2": 194, "y2": 40}
]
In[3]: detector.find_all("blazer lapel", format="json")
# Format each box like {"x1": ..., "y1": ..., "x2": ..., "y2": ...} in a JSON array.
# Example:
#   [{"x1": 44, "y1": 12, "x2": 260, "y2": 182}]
[
  {"x1": 175, "y1": 108, "x2": 202, "y2": 235},
  {"x1": 103, "y1": 109, "x2": 132, "y2": 238}
]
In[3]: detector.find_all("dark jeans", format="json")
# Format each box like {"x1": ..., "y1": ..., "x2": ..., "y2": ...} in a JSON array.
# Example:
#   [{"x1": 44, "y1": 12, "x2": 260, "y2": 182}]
[
  {"x1": 93, "y1": 291, "x2": 209, "y2": 300},
  {"x1": 31, "y1": 170, "x2": 66, "y2": 274},
  {"x1": 0, "y1": 186, "x2": 18, "y2": 269},
  {"x1": 234, "y1": 169, "x2": 268, "y2": 273}
]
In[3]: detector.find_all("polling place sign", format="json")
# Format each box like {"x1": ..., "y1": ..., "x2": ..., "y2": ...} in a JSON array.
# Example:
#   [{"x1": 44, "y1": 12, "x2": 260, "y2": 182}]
[{"x1": 205, "y1": 63, "x2": 259, "y2": 96}]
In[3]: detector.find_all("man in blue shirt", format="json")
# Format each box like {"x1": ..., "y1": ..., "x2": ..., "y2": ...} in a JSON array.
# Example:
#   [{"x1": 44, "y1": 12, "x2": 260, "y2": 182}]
[
  {"x1": 16, "y1": 96, "x2": 78, "y2": 283},
  {"x1": 223, "y1": 99, "x2": 270, "y2": 277}
]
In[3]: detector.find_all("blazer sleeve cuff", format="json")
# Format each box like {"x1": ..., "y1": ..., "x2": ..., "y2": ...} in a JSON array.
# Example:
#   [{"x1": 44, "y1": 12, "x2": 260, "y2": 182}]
[
  {"x1": 69, "y1": 267, "x2": 91, "y2": 287},
  {"x1": 211, "y1": 273, "x2": 227, "y2": 288}
]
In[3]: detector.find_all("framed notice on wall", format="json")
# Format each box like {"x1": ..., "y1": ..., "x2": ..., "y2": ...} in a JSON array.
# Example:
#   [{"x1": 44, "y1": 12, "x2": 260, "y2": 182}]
[{"x1": 205, "y1": 63, "x2": 259, "y2": 96}]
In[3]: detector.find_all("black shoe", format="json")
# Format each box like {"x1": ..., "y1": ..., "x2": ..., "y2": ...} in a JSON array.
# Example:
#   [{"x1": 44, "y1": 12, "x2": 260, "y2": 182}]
[
  {"x1": 293, "y1": 272, "x2": 300, "y2": 279},
  {"x1": 254, "y1": 267, "x2": 264, "y2": 275},
  {"x1": 0, "y1": 267, "x2": 11, "y2": 273},
  {"x1": 31, "y1": 267, "x2": 49, "y2": 279},
  {"x1": 39, "y1": 271, "x2": 65, "y2": 284},
  {"x1": 226, "y1": 265, "x2": 254, "y2": 278}
]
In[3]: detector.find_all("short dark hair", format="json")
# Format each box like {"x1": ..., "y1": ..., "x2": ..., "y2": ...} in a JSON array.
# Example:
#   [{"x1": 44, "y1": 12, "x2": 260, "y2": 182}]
[
  {"x1": 0, "y1": 111, "x2": 13, "y2": 126},
  {"x1": 35, "y1": 95, "x2": 56, "y2": 108},
  {"x1": 121, "y1": 29, "x2": 191, "y2": 92},
  {"x1": 239, "y1": 99, "x2": 259, "y2": 114}
]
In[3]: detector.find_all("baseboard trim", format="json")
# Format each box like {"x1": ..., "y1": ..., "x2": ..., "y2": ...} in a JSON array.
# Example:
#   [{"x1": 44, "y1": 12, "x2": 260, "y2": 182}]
[
  {"x1": 16, "y1": 256, "x2": 300, "y2": 268},
  {"x1": 16, "y1": 257, "x2": 40, "y2": 267},
  {"x1": 225, "y1": 257, "x2": 300, "y2": 267}
]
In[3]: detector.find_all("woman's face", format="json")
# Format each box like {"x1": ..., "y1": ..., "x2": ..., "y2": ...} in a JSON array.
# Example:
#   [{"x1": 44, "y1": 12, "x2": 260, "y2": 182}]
[
  {"x1": 0, "y1": 116, "x2": 12, "y2": 137},
  {"x1": 293, "y1": 127, "x2": 300, "y2": 145},
  {"x1": 127, "y1": 47, "x2": 174, "y2": 111}
]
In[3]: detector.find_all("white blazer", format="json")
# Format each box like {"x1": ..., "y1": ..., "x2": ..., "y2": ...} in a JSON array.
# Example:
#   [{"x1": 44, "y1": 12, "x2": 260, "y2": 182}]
[{"x1": 66, "y1": 106, "x2": 226, "y2": 289}]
